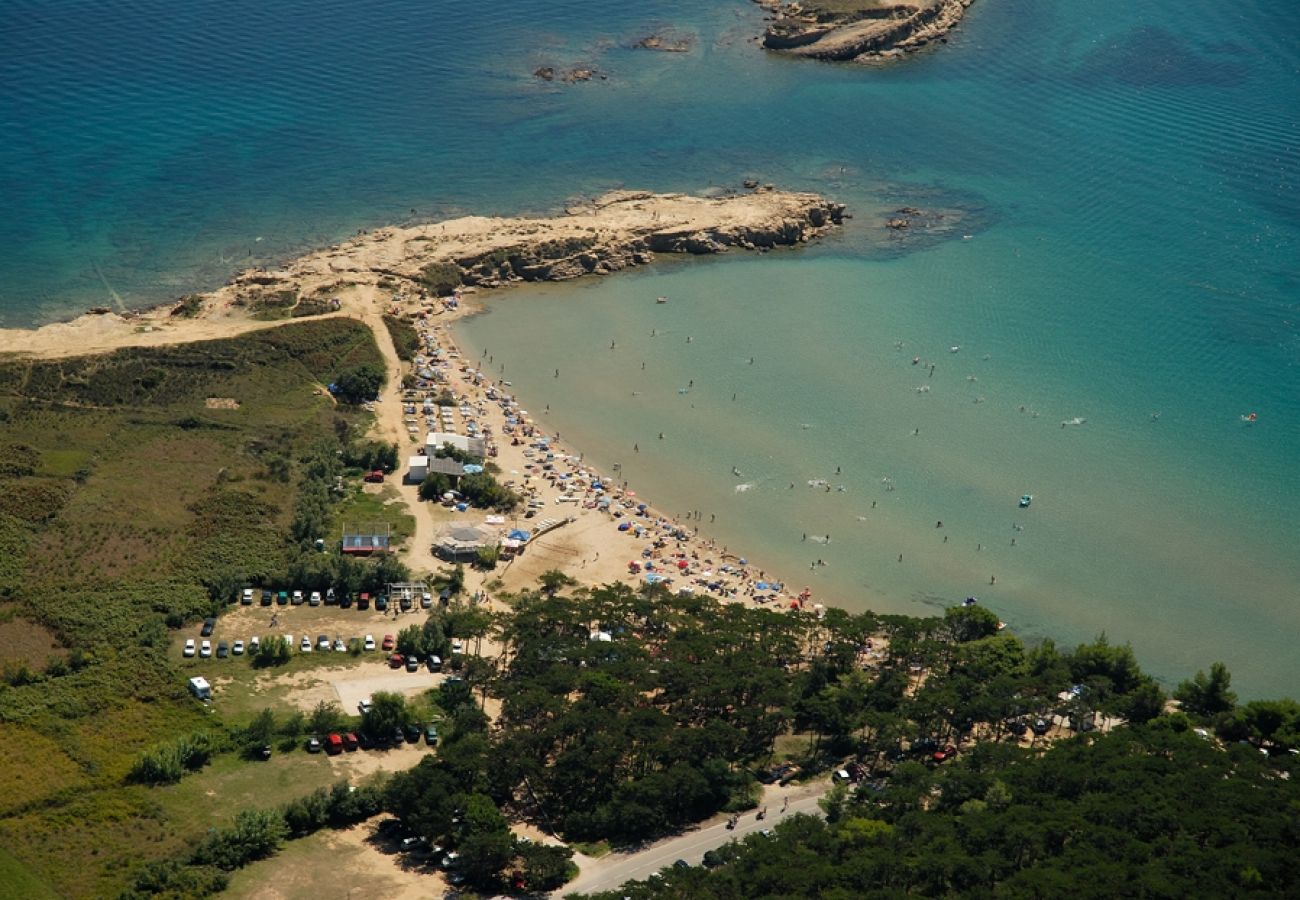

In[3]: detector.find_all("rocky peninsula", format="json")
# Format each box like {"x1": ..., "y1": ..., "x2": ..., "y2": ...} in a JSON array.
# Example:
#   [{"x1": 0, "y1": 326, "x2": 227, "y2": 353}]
[
  {"x1": 756, "y1": 0, "x2": 975, "y2": 62},
  {"x1": 0, "y1": 188, "x2": 844, "y2": 359}
]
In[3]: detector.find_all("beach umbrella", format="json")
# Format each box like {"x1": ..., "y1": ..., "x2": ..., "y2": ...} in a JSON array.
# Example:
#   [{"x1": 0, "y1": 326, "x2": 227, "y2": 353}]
[{"x1": 676, "y1": 559, "x2": 689, "y2": 569}]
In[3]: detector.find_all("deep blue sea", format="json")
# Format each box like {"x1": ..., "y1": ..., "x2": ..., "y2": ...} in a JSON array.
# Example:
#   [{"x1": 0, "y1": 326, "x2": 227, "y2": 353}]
[{"x1": 2, "y1": 0, "x2": 1298, "y2": 696}]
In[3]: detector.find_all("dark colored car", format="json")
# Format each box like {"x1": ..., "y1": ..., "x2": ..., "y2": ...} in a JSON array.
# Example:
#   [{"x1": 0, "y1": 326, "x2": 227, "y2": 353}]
[
  {"x1": 357, "y1": 593, "x2": 370, "y2": 611},
  {"x1": 375, "y1": 596, "x2": 389, "y2": 612},
  {"x1": 392, "y1": 726, "x2": 406, "y2": 746},
  {"x1": 200, "y1": 617, "x2": 215, "y2": 637},
  {"x1": 325, "y1": 587, "x2": 337, "y2": 605},
  {"x1": 306, "y1": 737, "x2": 322, "y2": 753},
  {"x1": 339, "y1": 592, "x2": 353, "y2": 609},
  {"x1": 405, "y1": 656, "x2": 420, "y2": 672},
  {"x1": 357, "y1": 731, "x2": 374, "y2": 750},
  {"x1": 424, "y1": 724, "x2": 439, "y2": 746},
  {"x1": 377, "y1": 818, "x2": 405, "y2": 839},
  {"x1": 403, "y1": 723, "x2": 421, "y2": 744},
  {"x1": 277, "y1": 591, "x2": 289, "y2": 606},
  {"x1": 261, "y1": 589, "x2": 273, "y2": 606},
  {"x1": 399, "y1": 595, "x2": 412, "y2": 612},
  {"x1": 1031, "y1": 717, "x2": 1051, "y2": 736},
  {"x1": 216, "y1": 641, "x2": 229, "y2": 658},
  {"x1": 258, "y1": 745, "x2": 272, "y2": 760},
  {"x1": 1005, "y1": 718, "x2": 1028, "y2": 737},
  {"x1": 342, "y1": 732, "x2": 359, "y2": 751}
]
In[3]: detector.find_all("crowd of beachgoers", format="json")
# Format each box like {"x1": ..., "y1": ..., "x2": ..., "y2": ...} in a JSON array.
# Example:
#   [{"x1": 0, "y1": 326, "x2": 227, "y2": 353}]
[{"x1": 403, "y1": 292, "x2": 820, "y2": 616}]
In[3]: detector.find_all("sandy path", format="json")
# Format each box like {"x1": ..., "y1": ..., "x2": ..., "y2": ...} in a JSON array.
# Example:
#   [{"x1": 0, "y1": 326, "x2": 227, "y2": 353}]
[{"x1": 355, "y1": 287, "x2": 440, "y2": 570}]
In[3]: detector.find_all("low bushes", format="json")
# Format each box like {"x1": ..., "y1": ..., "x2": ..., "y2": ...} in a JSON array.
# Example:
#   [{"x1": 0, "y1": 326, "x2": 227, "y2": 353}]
[{"x1": 127, "y1": 731, "x2": 222, "y2": 785}]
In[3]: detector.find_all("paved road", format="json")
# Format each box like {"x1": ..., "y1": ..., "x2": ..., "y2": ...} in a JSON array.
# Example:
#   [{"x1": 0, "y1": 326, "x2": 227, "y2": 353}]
[{"x1": 558, "y1": 781, "x2": 830, "y2": 897}]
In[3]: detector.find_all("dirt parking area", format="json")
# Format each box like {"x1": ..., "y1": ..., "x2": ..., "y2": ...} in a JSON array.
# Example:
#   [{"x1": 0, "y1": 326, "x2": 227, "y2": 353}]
[
  {"x1": 212, "y1": 600, "x2": 430, "y2": 649},
  {"x1": 330, "y1": 666, "x2": 450, "y2": 715}
]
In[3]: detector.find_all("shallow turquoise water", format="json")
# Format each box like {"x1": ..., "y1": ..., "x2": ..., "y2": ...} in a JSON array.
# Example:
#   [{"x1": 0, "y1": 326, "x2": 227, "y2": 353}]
[{"x1": 2, "y1": 0, "x2": 1298, "y2": 694}]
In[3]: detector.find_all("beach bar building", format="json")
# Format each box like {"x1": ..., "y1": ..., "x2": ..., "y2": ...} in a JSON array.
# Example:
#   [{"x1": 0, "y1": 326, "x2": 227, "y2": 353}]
[
  {"x1": 426, "y1": 432, "x2": 487, "y2": 459},
  {"x1": 435, "y1": 525, "x2": 495, "y2": 561}
]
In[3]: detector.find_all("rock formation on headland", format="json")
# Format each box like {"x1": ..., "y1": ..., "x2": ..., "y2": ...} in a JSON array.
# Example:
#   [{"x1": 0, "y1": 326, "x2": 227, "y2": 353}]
[
  {"x1": 1, "y1": 189, "x2": 843, "y2": 358},
  {"x1": 254, "y1": 188, "x2": 844, "y2": 296},
  {"x1": 756, "y1": 0, "x2": 974, "y2": 62}
]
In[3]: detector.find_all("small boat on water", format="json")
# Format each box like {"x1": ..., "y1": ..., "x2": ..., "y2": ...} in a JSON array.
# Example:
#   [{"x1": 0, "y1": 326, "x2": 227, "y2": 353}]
[
  {"x1": 656, "y1": 296, "x2": 668, "y2": 304},
  {"x1": 1018, "y1": 494, "x2": 1032, "y2": 508}
]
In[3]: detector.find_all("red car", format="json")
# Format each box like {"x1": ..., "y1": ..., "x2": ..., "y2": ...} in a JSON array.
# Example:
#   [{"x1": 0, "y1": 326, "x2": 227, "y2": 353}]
[
  {"x1": 381, "y1": 634, "x2": 395, "y2": 651},
  {"x1": 389, "y1": 653, "x2": 404, "y2": 669},
  {"x1": 326, "y1": 733, "x2": 344, "y2": 755},
  {"x1": 342, "y1": 732, "x2": 359, "y2": 751},
  {"x1": 364, "y1": 470, "x2": 385, "y2": 483}
]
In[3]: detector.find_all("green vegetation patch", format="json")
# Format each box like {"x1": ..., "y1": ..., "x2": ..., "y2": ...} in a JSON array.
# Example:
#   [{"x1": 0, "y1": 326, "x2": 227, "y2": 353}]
[
  {"x1": 416, "y1": 260, "x2": 463, "y2": 295},
  {"x1": 0, "y1": 318, "x2": 388, "y2": 896},
  {"x1": 0, "y1": 846, "x2": 60, "y2": 900},
  {"x1": 381, "y1": 313, "x2": 421, "y2": 362}
]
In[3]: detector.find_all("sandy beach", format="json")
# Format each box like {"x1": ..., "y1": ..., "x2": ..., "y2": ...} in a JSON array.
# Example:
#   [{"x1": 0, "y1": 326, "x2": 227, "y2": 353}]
[
  {"x1": 0, "y1": 187, "x2": 840, "y2": 614},
  {"x1": 377, "y1": 300, "x2": 816, "y2": 613}
]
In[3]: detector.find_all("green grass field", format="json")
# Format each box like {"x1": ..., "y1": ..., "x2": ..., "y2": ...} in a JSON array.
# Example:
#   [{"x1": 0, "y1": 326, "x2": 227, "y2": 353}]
[{"x1": 0, "y1": 318, "x2": 390, "y2": 896}]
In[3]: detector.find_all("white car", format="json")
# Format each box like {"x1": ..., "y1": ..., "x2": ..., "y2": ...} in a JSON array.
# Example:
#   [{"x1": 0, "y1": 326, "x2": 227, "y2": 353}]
[
  {"x1": 199, "y1": 640, "x2": 212, "y2": 658},
  {"x1": 250, "y1": 636, "x2": 261, "y2": 653},
  {"x1": 364, "y1": 634, "x2": 376, "y2": 651},
  {"x1": 232, "y1": 640, "x2": 245, "y2": 656},
  {"x1": 451, "y1": 639, "x2": 464, "y2": 654},
  {"x1": 241, "y1": 588, "x2": 253, "y2": 604},
  {"x1": 333, "y1": 638, "x2": 346, "y2": 652},
  {"x1": 300, "y1": 636, "x2": 312, "y2": 653},
  {"x1": 309, "y1": 591, "x2": 321, "y2": 606},
  {"x1": 183, "y1": 639, "x2": 196, "y2": 657},
  {"x1": 292, "y1": 590, "x2": 304, "y2": 604}
]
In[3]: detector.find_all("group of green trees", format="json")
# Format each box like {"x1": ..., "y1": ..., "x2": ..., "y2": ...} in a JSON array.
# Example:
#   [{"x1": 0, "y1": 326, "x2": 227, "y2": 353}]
[
  {"x1": 342, "y1": 438, "x2": 399, "y2": 473},
  {"x1": 371, "y1": 581, "x2": 1299, "y2": 897},
  {"x1": 586, "y1": 719, "x2": 1300, "y2": 898},
  {"x1": 417, "y1": 461, "x2": 520, "y2": 513},
  {"x1": 332, "y1": 363, "x2": 385, "y2": 404}
]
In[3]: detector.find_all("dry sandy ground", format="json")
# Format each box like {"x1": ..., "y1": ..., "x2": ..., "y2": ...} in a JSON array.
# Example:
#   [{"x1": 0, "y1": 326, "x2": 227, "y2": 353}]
[{"x1": 229, "y1": 819, "x2": 449, "y2": 900}]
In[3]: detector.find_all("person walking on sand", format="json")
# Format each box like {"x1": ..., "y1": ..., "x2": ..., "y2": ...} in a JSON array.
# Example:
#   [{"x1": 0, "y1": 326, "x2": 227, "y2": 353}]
[{"x1": 782, "y1": 796, "x2": 789, "y2": 813}]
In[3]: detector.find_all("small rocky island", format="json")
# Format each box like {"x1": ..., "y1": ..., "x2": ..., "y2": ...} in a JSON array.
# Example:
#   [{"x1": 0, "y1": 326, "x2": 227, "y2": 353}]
[{"x1": 756, "y1": 0, "x2": 975, "y2": 62}]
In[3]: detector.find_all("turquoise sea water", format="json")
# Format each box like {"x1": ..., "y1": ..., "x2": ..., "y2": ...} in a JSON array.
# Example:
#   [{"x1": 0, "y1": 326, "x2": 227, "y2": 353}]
[{"x1": 2, "y1": 0, "x2": 1297, "y2": 694}]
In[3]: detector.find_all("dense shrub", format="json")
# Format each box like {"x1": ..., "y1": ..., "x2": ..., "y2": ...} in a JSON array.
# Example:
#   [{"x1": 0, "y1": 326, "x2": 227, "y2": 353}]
[
  {"x1": 191, "y1": 808, "x2": 288, "y2": 870},
  {"x1": 332, "y1": 364, "x2": 385, "y2": 404},
  {"x1": 127, "y1": 731, "x2": 221, "y2": 785},
  {"x1": 381, "y1": 315, "x2": 421, "y2": 362}
]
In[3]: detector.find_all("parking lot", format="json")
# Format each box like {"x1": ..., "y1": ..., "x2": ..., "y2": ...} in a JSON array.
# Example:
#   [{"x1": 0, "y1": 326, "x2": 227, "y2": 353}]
[{"x1": 178, "y1": 593, "x2": 433, "y2": 662}]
